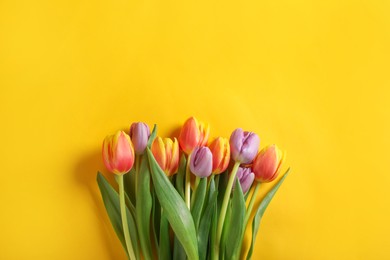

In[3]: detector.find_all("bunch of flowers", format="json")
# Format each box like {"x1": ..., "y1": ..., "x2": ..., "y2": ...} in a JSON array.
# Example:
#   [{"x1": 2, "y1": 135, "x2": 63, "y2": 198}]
[{"x1": 97, "y1": 117, "x2": 289, "y2": 260}]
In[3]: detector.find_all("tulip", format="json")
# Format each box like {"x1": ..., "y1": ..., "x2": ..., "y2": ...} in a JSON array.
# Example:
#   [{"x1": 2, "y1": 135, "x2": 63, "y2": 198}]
[
  {"x1": 229, "y1": 128, "x2": 260, "y2": 164},
  {"x1": 189, "y1": 146, "x2": 213, "y2": 178},
  {"x1": 102, "y1": 131, "x2": 135, "y2": 175},
  {"x1": 234, "y1": 167, "x2": 255, "y2": 194},
  {"x1": 129, "y1": 122, "x2": 150, "y2": 155},
  {"x1": 252, "y1": 144, "x2": 284, "y2": 182},
  {"x1": 151, "y1": 137, "x2": 180, "y2": 176},
  {"x1": 178, "y1": 117, "x2": 210, "y2": 154},
  {"x1": 208, "y1": 137, "x2": 230, "y2": 174}
]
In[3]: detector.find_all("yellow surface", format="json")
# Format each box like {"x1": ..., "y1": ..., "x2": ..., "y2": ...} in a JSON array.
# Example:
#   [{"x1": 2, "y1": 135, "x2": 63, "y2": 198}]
[{"x1": 0, "y1": 0, "x2": 389, "y2": 259}]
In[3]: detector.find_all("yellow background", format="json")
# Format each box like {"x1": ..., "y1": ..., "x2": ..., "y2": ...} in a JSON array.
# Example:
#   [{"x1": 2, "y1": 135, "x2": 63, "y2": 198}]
[{"x1": 1, "y1": 0, "x2": 389, "y2": 259}]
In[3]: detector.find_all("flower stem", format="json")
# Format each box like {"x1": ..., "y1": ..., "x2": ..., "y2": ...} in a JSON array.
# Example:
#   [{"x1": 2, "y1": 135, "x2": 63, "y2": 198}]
[
  {"x1": 191, "y1": 176, "x2": 201, "y2": 208},
  {"x1": 118, "y1": 174, "x2": 136, "y2": 260},
  {"x1": 214, "y1": 161, "x2": 240, "y2": 260},
  {"x1": 135, "y1": 154, "x2": 140, "y2": 196},
  {"x1": 185, "y1": 154, "x2": 192, "y2": 209},
  {"x1": 244, "y1": 182, "x2": 260, "y2": 226}
]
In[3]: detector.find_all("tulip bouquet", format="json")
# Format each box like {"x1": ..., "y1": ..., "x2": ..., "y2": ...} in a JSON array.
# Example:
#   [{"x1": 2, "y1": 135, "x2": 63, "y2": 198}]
[{"x1": 97, "y1": 117, "x2": 289, "y2": 260}]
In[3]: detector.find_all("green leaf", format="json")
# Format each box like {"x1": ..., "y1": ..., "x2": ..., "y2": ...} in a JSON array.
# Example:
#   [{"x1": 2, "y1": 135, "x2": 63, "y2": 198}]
[
  {"x1": 217, "y1": 171, "x2": 229, "y2": 214},
  {"x1": 208, "y1": 177, "x2": 218, "y2": 260},
  {"x1": 173, "y1": 235, "x2": 187, "y2": 260},
  {"x1": 220, "y1": 200, "x2": 232, "y2": 260},
  {"x1": 209, "y1": 203, "x2": 218, "y2": 260},
  {"x1": 136, "y1": 155, "x2": 153, "y2": 259},
  {"x1": 147, "y1": 124, "x2": 158, "y2": 148},
  {"x1": 197, "y1": 177, "x2": 218, "y2": 260},
  {"x1": 158, "y1": 210, "x2": 172, "y2": 260},
  {"x1": 152, "y1": 187, "x2": 161, "y2": 247},
  {"x1": 123, "y1": 167, "x2": 136, "y2": 206},
  {"x1": 191, "y1": 178, "x2": 207, "y2": 230},
  {"x1": 225, "y1": 179, "x2": 246, "y2": 260},
  {"x1": 175, "y1": 154, "x2": 186, "y2": 199},
  {"x1": 246, "y1": 169, "x2": 290, "y2": 260},
  {"x1": 147, "y1": 148, "x2": 199, "y2": 260},
  {"x1": 97, "y1": 172, "x2": 140, "y2": 259}
]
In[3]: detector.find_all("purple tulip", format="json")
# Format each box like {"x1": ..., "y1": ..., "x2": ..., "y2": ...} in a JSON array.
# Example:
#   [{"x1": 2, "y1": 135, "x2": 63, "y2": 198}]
[
  {"x1": 129, "y1": 122, "x2": 150, "y2": 155},
  {"x1": 229, "y1": 128, "x2": 260, "y2": 164},
  {"x1": 190, "y1": 146, "x2": 213, "y2": 178},
  {"x1": 234, "y1": 167, "x2": 255, "y2": 194}
]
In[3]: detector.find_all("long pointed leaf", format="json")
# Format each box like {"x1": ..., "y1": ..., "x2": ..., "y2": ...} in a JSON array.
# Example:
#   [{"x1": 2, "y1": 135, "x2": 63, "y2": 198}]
[
  {"x1": 152, "y1": 187, "x2": 161, "y2": 247},
  {"x1": 173, "y1": 235, "x2": 186, "y2": 260},
  {"x1": 158, "y1": 210, "x2": 171, "y2": 260},
  {"x1": 226, "y1": 179, "x2": 246, "y2": 260},
  {"x1": 136, "y1": 155, "x2": 153, "y2": 259},
  {"x1": 247, "y1": 169, "x2": 290, "y2": 260},
  {"x1": 198, "y1": 178, "x2": 218, "y2": 260},
  {"x1": 147, "y1": 124, "x2": 157, "y2": 148},
  {"x1": 123, "y1": 168, "x2": 136, "y2": 206},
  {"x1": 191, "y1": 178, "x2": 207, "y2": 230},
  {"x1": 147, "y1": 148, "x2": 199, "y2": 260},
  {"x1": 175, "y1": 154, "x2": 186, "y2": 199},
  {"x1": 97, "y1": 172, "x2": 140, "y2": 259},
  {"x1": 220, "y1": 200, "x2": 232, "y2": 260}
]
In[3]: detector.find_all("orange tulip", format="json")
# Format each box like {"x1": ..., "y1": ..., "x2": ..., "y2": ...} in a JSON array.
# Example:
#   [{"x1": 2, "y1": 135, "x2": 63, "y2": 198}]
[
  {"x1": 102, "y1": 131, "x2": 135, "y2": 175},
  {"x1": 178, "y1": 117, "x2": 210, "y2": 154},
  {"x1": 208, "y1": 137, "x2": 230, "y2": 174},
  {"x1": 151, "y1": 137, "x2": 180, "y2": 176},
  {"x1": 252, "y1": 145, "x2": 284, "y2": 182}
]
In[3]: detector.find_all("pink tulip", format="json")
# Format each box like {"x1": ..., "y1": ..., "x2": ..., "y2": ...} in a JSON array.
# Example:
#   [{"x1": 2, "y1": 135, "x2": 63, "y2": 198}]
[
  {"x1": 190, "y1": 146, "x2": 213, "y2": 178},
  {"x1": 234, "y1": 167, "x2": 255, "y2": 194},
  {"x1": 102, "y1": 131, "x2": 135, "y2": 175},
  {"x1": 229, "y1": 128, "x2": 260, "y2": 164},
  {"x1": 129, "y1": 122, "x2": 150, "y2": 155}
]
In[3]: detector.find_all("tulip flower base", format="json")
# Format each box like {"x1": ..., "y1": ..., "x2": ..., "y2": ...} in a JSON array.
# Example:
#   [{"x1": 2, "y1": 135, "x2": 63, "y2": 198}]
[{"x1": 97, "y1": 118, "x2": 289, "y2": 260}]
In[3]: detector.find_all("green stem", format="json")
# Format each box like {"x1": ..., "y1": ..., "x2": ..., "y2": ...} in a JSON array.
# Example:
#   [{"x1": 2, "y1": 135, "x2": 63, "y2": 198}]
[
  {"x1": 244, "y1": 182, "x2": 260, "y2": 226},
  {"x1": 118, "y1": 174, "x2": 136, "y2": 260},
  {"x1": 135, "y1": 154, "x2": 140, "y2": 196},
  {"x1": 185, "y1": 154, "x2": 192, "y2": 209},
  {"x1": 194, "y1": 176, "x2": 200, "y2": 191},
  {"x1": 214, "y1": 161, "x2": 240, "y2": 260}
]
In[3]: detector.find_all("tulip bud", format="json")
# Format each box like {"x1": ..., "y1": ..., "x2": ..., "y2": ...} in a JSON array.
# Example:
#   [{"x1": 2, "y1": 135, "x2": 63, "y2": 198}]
[
  {"x1": 252, "y1": 145, "x2": 284, "y2": 182},
  {"x1": 102, "y1": 131, "x2": 135, "y2": 175},
  {"x1": 208, "y1": 137, "x2": 230, "y2": 174},
  {"x1": 189, "y1": 146, "x2": 213, "y2": 178},
  {"x1": 151, "y1": 137, "x2": 180, "y2": 176},
  {"x1": 129, "y1": 122, "x2": 150, "y2": 155},
  {"x1": 178, "y1": 117, "x2": 210, "y2": 154},
  {"x1": 234, "y1": 167, "x2": 255, "y2": 194},
  {"x1": 229, "y1": 128, "x2": 260, "y2": 164}
]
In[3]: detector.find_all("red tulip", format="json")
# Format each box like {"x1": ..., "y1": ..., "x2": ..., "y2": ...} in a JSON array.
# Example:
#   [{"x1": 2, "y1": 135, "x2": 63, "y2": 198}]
[
  {"x1": 178, "y1": 117, "x2": 210, "y2": 154},
  {"x1": 252, "y1": 145, "x2": 284, "y2": 182}
]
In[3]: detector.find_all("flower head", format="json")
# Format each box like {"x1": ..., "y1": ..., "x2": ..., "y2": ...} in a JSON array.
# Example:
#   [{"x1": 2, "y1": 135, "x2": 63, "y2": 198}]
[
  {"x1": 151, "y1": 137, "x2": 180, "y2": 176},
  {"x1": 189, "y1": 146, "x2": 213, "y2": 178},
  {"x1": 102, "y1": 131, "x2": 135, "y2": 175},
  {"x1": 208, "y1": 137, "x2": 230, "y2": 174},
  {"x1": 178, "y1": 117, "x2": 210, "y2": 154},
  {"x1": 234, "y1": 167, "x2": 255, "y2": 194},
  {"x1": 252, "y1": 145, "x2": 284, "y2": 182},
  {"x1": 229, "y1": 128, "x2": 260, "y2": 164},
  {"x1": 129, "y1": 122, "x2": 150, "y2": 155}
]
